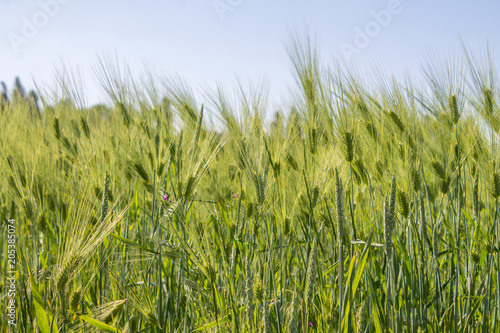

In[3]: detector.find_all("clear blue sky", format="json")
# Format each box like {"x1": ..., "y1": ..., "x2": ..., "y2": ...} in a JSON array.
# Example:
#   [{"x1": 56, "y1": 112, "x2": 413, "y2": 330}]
[{"x1": 1, "y1": 0, "x2": 499, "y2": 106}]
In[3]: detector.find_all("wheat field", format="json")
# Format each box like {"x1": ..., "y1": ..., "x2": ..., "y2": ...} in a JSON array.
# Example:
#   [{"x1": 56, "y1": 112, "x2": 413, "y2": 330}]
[{"x1": 1, "y1": 41, "x2": 500, "y2": 332}]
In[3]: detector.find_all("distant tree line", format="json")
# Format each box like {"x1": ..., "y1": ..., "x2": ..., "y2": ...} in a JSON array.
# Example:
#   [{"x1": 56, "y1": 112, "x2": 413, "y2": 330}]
[{"x1": 0, "y1": 77, "x2": 40, "y2": 118}]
